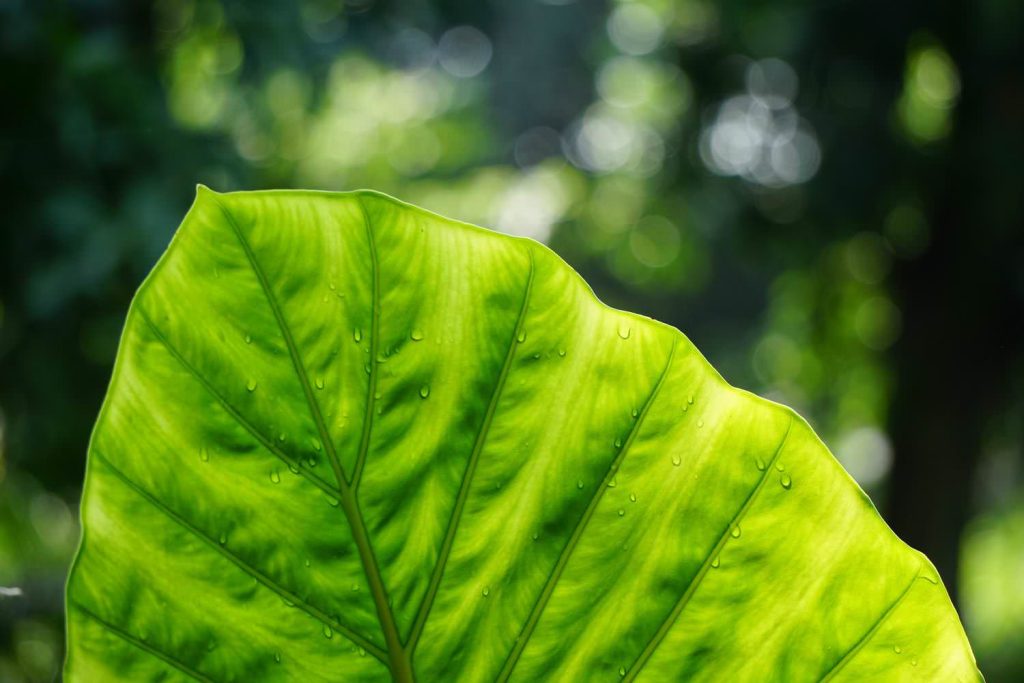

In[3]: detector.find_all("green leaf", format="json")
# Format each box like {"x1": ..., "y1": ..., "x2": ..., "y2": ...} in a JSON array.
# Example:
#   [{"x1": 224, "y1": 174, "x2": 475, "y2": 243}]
[{"x1": 65, "y1": 187, "x2": 982, "y2": 682}]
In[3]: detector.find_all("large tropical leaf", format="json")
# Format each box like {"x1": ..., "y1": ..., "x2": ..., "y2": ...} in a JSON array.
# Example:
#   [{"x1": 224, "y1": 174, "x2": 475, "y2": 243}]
[{"x1": 65, "y1": 187, "x2": 981, "y2": 682}]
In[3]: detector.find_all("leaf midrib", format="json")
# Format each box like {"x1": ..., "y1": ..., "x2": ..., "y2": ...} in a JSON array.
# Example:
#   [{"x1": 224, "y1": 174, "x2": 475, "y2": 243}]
[{"x1": 214, "y1": 196, "x2": 413, "y2": 681}]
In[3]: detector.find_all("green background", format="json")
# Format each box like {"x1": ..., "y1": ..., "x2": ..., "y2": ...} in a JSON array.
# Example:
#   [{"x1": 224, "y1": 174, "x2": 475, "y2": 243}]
[{"x1": 1, "y1": 0, "x2": 1021, "y2": 680}]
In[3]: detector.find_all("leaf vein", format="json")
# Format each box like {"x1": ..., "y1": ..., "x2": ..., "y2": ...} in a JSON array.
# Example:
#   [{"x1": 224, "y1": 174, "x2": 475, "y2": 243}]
[
  {"x1": 406, "y1": 248, "x2": 536, "y2": 653},
  {"x1": 496, "y1": 339, "x2": 678, "y2": 682},
  {"x1": 818, "y1": 570, "x2": 920, "y2": 682},
  {"x1": 71, "y1": 600, "x2": 216, "y2": 682},
  {"x1": 623, "y1": 416, "x2": 794, "y2": 681},
  {"x1": 137, "y1": 308, "x2": 339, "y2": 497},
  {"x1": 352, "y1": 194, "x2": 380, "y2": 489},
  {"x1": 93, "y1": 450, "x2": 388, "y2": 663}
]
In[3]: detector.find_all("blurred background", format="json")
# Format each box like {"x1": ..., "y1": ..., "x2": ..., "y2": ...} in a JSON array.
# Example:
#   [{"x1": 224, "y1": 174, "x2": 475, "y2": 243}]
[{"x1": 1, "y1": 0, "x2": 1022, "y2": 680}]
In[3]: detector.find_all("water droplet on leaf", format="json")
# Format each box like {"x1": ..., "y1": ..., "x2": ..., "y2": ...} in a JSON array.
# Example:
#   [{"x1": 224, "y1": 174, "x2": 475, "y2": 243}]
[
  {"x1": 270, "y1": 470, "x2": 280, "y2": 484},
  {"x1": 419, "y1": 384, "x2": 430, "y2": 398},
  {"x1": 711, "y1": 556, "x2": 720, "y2": 568},
  {"x1": 246, "y1": 379, "x2": 257, "y2": 392},
  {"x1": 780, "y1": 473, "x2": 792, "y2": 489},
  {"x1": 353, "y1": 328, "x2": 362, "y2": 342},
  {"x1": 731, "y1": 526, "x2": 741, "y2": 538},
  {"x1": 617, "y1": 323, "x2": 631, "y2": 339},
  {"x1": 411, "y1": 329, "x2": 424, "y2": 341}
]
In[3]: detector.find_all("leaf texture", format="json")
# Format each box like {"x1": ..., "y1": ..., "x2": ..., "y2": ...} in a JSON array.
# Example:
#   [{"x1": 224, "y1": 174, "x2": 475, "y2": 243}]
[{"x1": 65, "y1": 187, "x2": 982, "y2": 682}]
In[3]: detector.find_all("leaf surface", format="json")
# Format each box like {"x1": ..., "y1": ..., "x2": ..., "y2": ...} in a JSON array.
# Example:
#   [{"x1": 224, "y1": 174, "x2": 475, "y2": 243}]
[{"x1": 65, "y1": 188, "x2": 982, "y2": 682}]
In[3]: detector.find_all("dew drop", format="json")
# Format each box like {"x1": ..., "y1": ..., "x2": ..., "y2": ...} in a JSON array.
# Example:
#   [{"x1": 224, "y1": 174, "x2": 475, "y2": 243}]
[
  {"x1": 711, "y1": 556, "x2": 720, "y2": 569},
  {"x1": 270, "y1": 470, "x2": 280, "y2": 484},
  {"x1": 327, "y1": 497, "x2": 340, "y2": 507},
  {"x1": 246, "y1": 379, "x2": 258, "y2": 392},
  {"x1": 288, "y1": 464, "x2": 300, "y2": 474},
  {"x1": 374, "y1": 390, "x2": 382, "y2": 400},
  {"x1": 304, "y1": 559, "x2": 311, "y2": 567},
  {"x1": 531, "y1": 532, "x2": 539, "y2": 541},
  {"x1": 894, "y1": 645, "x2": 902, "y2": 654},
  {"x1": 671, "y1": 454, "x2": 682, "y2": 467},
  {"x1": 358, "y1": 647, "x2": 367, "y2": 657},
  {"x1": 207, "y1": 640, "x2": 217, "y2": 652},
  {"x1": 755, "y1": 457, "x2": 766, "y2": 471},
  {"x1": 482, "y1": 586, "x2": 490, "y2": 598},
  {"x1": 775, "y1": 462, "x2": 785, "y2": 472},
  {"x1": 307, "y1": 456, "x2": 317, "y2": 467},
  {"x1": 731, "y1": 526, "x2": 741, "y2": 538},
  {"x1": 323, "y1": 625, "x2": 333, "y2": 639},
  {"x1": 780, "y1": 473, "x2": 792, "y2": 489},
  {"x1": 911, "y1": 659, "x2": 918, "y2": 667},
  {"x1": 274, "y1": 653, "x2": 281, "y2": 664},
  {"x1": 532, "y1": 352, "x2": 541, "y2": 360},
  {"x1": 687, "y1": 394, "x2": 694, "y2": 405},
  {"x1": 419, "y1": 384, "x2": 430, "y2": 399},
  {"x1": 219, "y1": 533, "x2": 227, "y2": 545},
  {"x1": 328, "y1": 281, "x2": 336, "y2": 291},
  {"x1": 558, "y1": 348, "x2": 566, "y2": 357},
  {"x1": 697, "y1": 419, "x2": 704, "y2": 428},
  {"x1": 576, "y1": 479, "x2": 585, "y2": 489},
  {"x1": 411, "y1": 328, "x2": 424, "y2": 341},
  {"x1": 244, "y1": 334, "x2": 252, "y2": 344},
  {"x1": 617, "y1": 323, "x2": 631, "y2": 339},
  {"x1": 199, "y1": 448, "x2": 210, "y2": 463},
  {"x1": 278, "y1": 432, "x2": 286, "y2": 442},
  {"x1": 614, "y1": 437, "x2": 622, "y2": 448},
  {"x1": 629, "y1": 492, "x2": 637, "y2": 503},
  {"x1": 364, "y1": 363, "x2": 372, "y2": 375},
  {"x1": 517, "y1": 330, "x2": 527, "y2": 343},
  {"x1": 618, "y1": 508, "x2": 625, "y2": 517},
  {"x1": 351, "y1": 584, "x2": 360, "y2": 592},
  {"x1": 315, "y1": 377, "x2": 325, "y2": 390},
  {"x1": 619, "y1": 667, "x2": 626, "y2": 677},
  {"x1": 631, "y1": 408, "x2": 639, "y2": 418},
  {"x1": 607, "y1": 477, "x2": 617, "y2": 488},
  {"x1": 353, "y1": 328, "x2": 362, "y2": 342}
]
